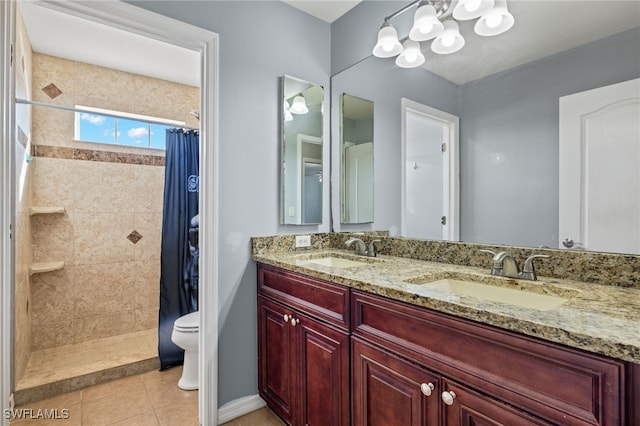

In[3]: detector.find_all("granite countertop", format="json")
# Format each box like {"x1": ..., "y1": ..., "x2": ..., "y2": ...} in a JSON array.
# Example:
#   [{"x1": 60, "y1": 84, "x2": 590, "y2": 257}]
[{"x1": 253, "y1": 249, "x2": 640, "y2": 363}]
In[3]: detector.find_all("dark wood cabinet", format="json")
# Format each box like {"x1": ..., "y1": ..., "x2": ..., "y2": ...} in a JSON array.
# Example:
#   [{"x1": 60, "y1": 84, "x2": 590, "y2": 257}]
[
  {"x1": 257, "y1": 265, "x2": 350, "y2": 426},
  {"x1": 352, "y1": 337, "x2": 440, "y2": 426},
  {"x1": 440, "y1": 379, "x2": 547, "y2": 426},
  {"x1": 258, "y1": 263, "x2": 637, "y2": 426}
]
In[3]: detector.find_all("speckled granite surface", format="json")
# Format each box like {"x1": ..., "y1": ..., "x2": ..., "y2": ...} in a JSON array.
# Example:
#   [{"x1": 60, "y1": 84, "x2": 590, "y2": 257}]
[{"x1": 252, "y1": 234, "x2": 640, "y2": 363}]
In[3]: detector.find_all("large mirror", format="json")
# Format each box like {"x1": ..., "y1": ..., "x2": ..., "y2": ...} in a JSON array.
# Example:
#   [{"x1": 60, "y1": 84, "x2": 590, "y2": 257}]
[
  {"x1": 341, "y1": 94, "x2": 374, "y2": 224},
  {"x1": 331, "y1": 1, "x2": 640, "y2": 254},
  {"x1": 281, "y1": 75, "x2": 324, "y2": 225}
]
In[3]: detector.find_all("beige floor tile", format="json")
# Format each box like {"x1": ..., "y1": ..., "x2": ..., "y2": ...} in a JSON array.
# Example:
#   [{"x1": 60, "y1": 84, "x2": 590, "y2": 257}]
[
  {"x1": 220, "y1": 407, "x2": 284, "y2": 426},
  {"x1": 139, "y1": 366, "x2": 182, "y2": 388},
  {"x1": 82, "y1": 380, "x2": 154, "y2": 425},
  {"x1": 82, "y1": 375, "x2": 143, "y2": 401},
  {"x1": 153, "y1": 395, "x2": 199, "y2": 426},
  {"x1": 106, "y1": 411, "x2": 160, "y2": 425}
]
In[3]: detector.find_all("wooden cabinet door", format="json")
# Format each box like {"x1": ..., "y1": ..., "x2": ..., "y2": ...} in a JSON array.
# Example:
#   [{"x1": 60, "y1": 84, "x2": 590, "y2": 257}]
[
  {"x1": 352, "y1": 338, "x2": 440, "y2": 426},
  {"x1": 441, "y1": 379, "x2": 547, "y2": 426},
  {"x1": 296, "y1": 312, "x2": 350, "y2": 426},
  {"x1": 258, "y1": 296, "x2": 297, "y2": 425}
]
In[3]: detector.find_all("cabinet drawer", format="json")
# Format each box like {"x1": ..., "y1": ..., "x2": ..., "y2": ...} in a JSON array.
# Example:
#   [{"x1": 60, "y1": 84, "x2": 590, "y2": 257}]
[
  {"x1": 352, "y1": 291, "x2": 626, "y2": 425},
  {"x1": 258, "y1": 264, "x2": 350, "y2": 330}
]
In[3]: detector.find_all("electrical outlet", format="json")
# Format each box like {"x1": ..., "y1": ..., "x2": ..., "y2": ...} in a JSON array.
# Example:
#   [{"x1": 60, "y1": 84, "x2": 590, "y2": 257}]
[{"x1": 295, "y1": 235, "x2": 311, "y2": 248}]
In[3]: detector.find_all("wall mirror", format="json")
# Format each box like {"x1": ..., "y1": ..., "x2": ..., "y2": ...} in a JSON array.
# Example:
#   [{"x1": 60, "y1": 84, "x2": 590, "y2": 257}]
[
  {"x1": 281, "y1": 75, "x2": 324, "y2": 225},
  {"x1": 341, "y1": 94, "x2": 374, "y2": 224},
  {"x1": 331, "y1": 1, "x2": 639, "y2": 254}
]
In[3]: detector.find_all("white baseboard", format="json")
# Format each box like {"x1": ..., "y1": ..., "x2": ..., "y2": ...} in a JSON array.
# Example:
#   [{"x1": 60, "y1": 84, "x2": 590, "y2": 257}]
[{"x1": 217, "y1": 394, "x2": 266, "y2": 424}]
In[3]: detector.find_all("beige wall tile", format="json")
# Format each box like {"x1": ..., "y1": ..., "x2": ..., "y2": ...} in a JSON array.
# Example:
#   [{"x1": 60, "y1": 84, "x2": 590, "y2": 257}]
[
  {"x1": 31, "y1": 213, "x2": 74, "y2": 267},
  {"x1": 74, "y1": 262, "x2": 135, "y2": 317},
  {"x1": 134, "y1": 165, "x2": 165, "y2": 213},
  {"x1": 28, "y1": 53, "x2": 196, "y2": 349},
  {"x1": 32, "y1": 320, "x2": 75, "y2": 351},
  {"x1": 133, "y1": 213, "x2": 162, "y2": 261},
  {"x1": 31, "y1": 157, "x2": 74, "y2": 208},
  {"x1": 73, "y1": 212, "x2": 135, "y2": 265},
  {"x1": 134, "y1": 260, "x2": 160, "y2": 310},
  {"x1": 31, "y1": 268, "x2": 75, "y2": 326},
  {"x1": 74, "y1": 310, "x2": 135, "y2": 343}
]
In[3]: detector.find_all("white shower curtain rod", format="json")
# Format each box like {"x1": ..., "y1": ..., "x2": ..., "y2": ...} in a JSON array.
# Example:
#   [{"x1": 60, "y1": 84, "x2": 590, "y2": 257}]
[{"x1": 15, "y1": 98, "x2": 199, "y2": 131}]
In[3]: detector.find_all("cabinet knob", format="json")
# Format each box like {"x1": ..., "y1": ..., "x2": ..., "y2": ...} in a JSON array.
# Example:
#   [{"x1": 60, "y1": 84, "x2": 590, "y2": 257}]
[
  {"x1": 441, "y1": 391, "x2": 456, "y2": 406},
  {"x1": 290, "y1": 318, "x2": 298, "y2": 326},
  {"x1": 283, "y1": 314, "x2": 290, "y2": 322},
  {"x1": 420, "y1": 382, "x2": 434, "y2": 397}
]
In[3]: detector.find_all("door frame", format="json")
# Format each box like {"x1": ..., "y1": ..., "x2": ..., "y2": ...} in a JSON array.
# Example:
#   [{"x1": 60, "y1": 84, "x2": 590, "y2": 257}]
[
  {"x1": 296, "y1": 133, "x2": 322, "y2": 224},
  {"x1": 400, "y1": 98, "x2": 459, "y2": 241},
  {"x1": 0, "y1": 1, "x2": 219, "y2": 424}
]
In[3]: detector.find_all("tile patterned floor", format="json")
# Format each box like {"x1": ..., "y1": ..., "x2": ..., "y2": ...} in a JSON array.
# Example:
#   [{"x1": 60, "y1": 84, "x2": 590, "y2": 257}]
[
  {"x1": 12, "y1": 366, "x2": 197, "y2": 425},
  {"x1": 11, "y1": 365, "x2": 283, "y2": 425}
]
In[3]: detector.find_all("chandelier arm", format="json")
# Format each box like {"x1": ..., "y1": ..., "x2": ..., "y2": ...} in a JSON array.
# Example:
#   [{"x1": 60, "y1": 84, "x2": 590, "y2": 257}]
[{"x1": 384, "y1": 0, "x2": 456, "y2": 22}]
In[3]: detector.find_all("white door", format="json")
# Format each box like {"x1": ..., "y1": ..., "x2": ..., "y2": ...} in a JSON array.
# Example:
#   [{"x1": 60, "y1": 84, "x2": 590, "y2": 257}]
[
  {"x1": 559, "y1": 78, "x2": 640, "y2": 253},
  {"x1": 345, "y1": 142, "x2": 373, "y2": 223},
  {"x1": 401, "y1": 99, "x2": 459, "y2": 241}
]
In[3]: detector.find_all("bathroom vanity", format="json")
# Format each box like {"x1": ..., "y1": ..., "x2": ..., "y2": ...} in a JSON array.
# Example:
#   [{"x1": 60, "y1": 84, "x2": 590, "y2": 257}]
[{"x1": 253, "y1": 237, "x2": 640, "y2": 426}]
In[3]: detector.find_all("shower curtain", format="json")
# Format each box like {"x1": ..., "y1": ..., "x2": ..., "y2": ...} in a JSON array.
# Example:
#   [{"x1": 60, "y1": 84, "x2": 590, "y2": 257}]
[{"x1": 158, "y1": 128, "x2": 199, "y2": 369}]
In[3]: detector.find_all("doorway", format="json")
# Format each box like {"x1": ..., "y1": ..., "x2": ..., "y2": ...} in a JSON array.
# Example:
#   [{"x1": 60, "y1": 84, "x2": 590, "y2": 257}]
[
  {"x1": 0, "y1": 1, "x2": 219, "y2": 424},
  {"x1": 401, "y1": 98, "x2": 459, "y2": 241}
]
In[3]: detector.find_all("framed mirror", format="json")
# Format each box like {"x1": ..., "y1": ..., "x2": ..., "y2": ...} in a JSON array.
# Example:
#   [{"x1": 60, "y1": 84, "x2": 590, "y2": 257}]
[
  {"x1": 341, "y1": 94, "x2": 374, "y2": 224},
  {"x1": 281, "y1": 75, "x2": 324, "y2": 225}
]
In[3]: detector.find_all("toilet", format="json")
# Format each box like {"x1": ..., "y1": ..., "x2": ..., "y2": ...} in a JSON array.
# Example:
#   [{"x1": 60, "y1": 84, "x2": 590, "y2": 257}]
[{"x1": 171, "y1": 311, "x2": 199, "y2": 390}]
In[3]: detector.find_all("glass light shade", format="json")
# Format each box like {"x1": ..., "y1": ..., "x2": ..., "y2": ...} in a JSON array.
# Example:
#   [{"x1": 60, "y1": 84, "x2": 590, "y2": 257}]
[
  {"x1": 431, "y1": 20, "x2": 465, "y2": 54},
  {"x1": 474, "y1": 0, "x2": 514, "y2": 36},
  {"x1": 409, "y1": 4, "x2": 444, "y2": 42},
  {"x1": 284, "y1": 110, "x2": 293, "y2": 121},
  {"x1": 453, "y1": 0, "x2": 495, "y2": 20},
  {"x1": 290, "y1": 96, "x2": 308, "y2": 114},
  {"x1": 395, "y1": 40, "x2": 425, "y2": 68},
  {"x1": 372, "y1": 22, "x2": 403, "y2": 58}
]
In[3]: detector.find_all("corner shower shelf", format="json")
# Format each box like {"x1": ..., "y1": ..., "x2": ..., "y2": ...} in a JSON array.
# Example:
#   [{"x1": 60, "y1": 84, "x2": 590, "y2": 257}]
[
  {"x1": 29, "y1": 261, "x2": 65, "y2": 275},
  {"x1": 29, "y1": 206, "x2": 66, "y2": 216}
]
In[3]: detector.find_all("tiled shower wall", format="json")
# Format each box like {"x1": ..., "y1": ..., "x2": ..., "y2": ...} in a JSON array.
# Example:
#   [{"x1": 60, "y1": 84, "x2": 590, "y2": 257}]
[
  {"x1": 14, "y1": 5, "x2": 34, "y2": 383},
  {"x1": 29, "y1": 53, "x2": 199, "y2": 350}
]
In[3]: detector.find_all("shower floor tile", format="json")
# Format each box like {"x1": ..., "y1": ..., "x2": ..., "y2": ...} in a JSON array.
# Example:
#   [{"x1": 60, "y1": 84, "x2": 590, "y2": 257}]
[{"x1": 15, "y1": 329, "x2": 159, "y2": 405}]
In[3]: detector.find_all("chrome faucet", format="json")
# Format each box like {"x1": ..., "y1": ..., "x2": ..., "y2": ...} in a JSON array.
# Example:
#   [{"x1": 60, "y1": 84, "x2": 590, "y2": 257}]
[
  {"x1": 345, "y1": 238, "x2": 381, "y2": 257},
  {"x1": 480, "y1": 250, "x2": 550, "y2": 281}
]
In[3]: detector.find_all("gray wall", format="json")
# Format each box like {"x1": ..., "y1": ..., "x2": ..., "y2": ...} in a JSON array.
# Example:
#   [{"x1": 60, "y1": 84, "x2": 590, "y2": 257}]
[{"x1": 127, "y1": 0, "x2": 331, "y2": 406}]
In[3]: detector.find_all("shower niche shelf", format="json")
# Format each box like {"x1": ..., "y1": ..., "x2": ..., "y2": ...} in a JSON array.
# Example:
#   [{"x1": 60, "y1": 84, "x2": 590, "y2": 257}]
[
  {"x1": 29, "y1": 206, "x2": 66, "y2": 216},
  {"x1": 29, "y1": 261, "x2": 65, "y2": 275}
]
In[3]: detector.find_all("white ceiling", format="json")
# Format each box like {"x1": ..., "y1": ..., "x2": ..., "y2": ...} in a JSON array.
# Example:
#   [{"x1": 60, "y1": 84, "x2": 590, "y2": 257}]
[
  {"x1": 282, "y1": 0, "x2": 362, "y2": 23},
  {"x1": 19, "y1": 1, "x2": 201, "y2": 87},
  {"x1": 19, "y1": 1, "x2": 640, "y2": 87}
]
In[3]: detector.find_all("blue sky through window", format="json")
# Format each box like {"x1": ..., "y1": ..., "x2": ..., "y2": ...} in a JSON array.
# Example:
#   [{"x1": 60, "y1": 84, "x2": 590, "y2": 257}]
[{"x1": 76, "y1": 106, "x2": 184, "y2": 149}]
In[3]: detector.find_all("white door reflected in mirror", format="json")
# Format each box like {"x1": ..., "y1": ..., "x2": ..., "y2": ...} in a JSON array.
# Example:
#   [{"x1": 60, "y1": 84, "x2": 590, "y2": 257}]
[{"x1": 559, "y1": 78, "x2": 640, "y2": 253}]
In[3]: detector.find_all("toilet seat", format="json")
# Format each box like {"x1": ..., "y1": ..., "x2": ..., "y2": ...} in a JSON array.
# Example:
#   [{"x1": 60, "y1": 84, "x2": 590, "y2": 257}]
[{"x1": 174, "y1": 311, "x2": 199, "y2": 332}]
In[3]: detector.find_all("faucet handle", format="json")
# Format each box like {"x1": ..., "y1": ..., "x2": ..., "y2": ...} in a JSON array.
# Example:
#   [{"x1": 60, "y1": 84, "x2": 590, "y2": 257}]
[
  {"x1": 479, "y1": 249, "x2": 501, "y2": 275},
  {"x1": 521, "y1": 254, "x2": 551, "y2": 280},
  {"x1": 479, "y1": 249, "x2": 497, "y2": 257},
  {"x1": 368, "y1": 240, "x2": 382, "y2": 257}
]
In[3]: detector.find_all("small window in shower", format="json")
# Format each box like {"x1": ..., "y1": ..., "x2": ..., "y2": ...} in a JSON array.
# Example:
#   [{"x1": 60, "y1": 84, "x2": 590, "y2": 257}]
[{"x1": 74, "y1": 105, "x2": 186, "y2": 150}]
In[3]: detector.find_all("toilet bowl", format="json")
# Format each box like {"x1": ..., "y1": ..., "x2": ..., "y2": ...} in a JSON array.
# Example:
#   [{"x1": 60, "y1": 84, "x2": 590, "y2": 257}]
[{"x1": 171, "y1": 311, "x2": 199, "y2": 390}]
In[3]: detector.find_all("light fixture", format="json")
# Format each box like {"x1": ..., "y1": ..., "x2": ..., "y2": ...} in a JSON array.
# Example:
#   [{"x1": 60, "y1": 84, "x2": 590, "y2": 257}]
[
  {"x1": 431, "y1": 20, "x2": 465, "y2": 54},
  {"x1": 409, "y1": 3, "x2": 443, "y2": 41},
  {"x1": 372, "y1": 19, "x2": 403, "y2": 58},
  {"x1": 475, "y1": 0, "x2": 514, "y2": 36},
  {"x1": 396, "y1": 39, "x2": 425, "y2": 68},
  {"x1": 289, "y1": 95, "x2": 308, "y2": 114},
  {"x1": 283, "y1": 100, "x2": 293, "y2": 121},
  {"x1": 372, "y1": 0, "x2": 514, "y2": 67},
  {"x1": 453, "y1": 0, "x2": 494, "y2": 20}
]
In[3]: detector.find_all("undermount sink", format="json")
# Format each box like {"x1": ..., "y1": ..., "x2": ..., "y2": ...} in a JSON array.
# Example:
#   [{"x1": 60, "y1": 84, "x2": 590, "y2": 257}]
[
  {"x1": 296, "y1": 252, "x2": 382, "y2": 269},
  {"x1": 406, "y1": 274, "x2": 578, "y2": 311}
]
